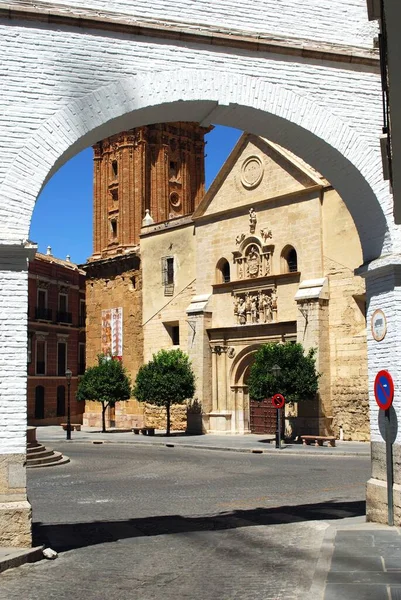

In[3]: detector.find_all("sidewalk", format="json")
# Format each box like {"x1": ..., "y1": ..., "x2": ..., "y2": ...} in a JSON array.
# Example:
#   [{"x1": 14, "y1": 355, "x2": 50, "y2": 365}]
[
  {"x1": 0, "y1": 546, "x2": 43, "y2": 574},
  {"x1": 312, "y1": 518, "x2": 401, "y2": 599},
  {"x1": 34, "y1": 425, "x2": 370, "y2": 456}
]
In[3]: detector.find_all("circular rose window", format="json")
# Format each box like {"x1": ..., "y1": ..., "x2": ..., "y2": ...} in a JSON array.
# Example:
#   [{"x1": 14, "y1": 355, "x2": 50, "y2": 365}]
[
  {"x1": 241, "y1": 156, "x2": 264, "y2": 189},
  {"x1": 170, "y1": 192, "x2": 181, "y2": 208}
]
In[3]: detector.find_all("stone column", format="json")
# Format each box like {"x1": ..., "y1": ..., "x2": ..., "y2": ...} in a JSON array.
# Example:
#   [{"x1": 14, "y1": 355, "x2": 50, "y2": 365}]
[
  {"x1": 361, "y1": 259, "x2": 401, "y2": 525},
  {"x1": 295, "y1": 278, "x2": 332, "y2": 435},
  {"x1": 0, "y1": 242, "x2": 36, "y2": 546},
  {"x1": 185, "y1": 298, "x2": 212, "y2": 428}
]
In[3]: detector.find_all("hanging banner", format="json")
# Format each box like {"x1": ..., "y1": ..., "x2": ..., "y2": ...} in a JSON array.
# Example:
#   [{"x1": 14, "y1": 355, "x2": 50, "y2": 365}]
[{"x1": 101, "y1": 307, "x2": 123, "y2": 358}]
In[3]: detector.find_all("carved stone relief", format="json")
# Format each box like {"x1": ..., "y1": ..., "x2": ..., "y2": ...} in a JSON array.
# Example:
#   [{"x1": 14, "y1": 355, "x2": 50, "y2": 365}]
[
  {"x1": 241, "y1": 156, "x2": 264, "y2": 189},
  {"x1": 233, "y1": 287, "x2": 277, "y2": 325},
  {"x1": 233, "y1": 241, "x2": 273, "y2": 281},
  {"x1": 249, "y1": 208, "x2": 257, "y2": 233}
]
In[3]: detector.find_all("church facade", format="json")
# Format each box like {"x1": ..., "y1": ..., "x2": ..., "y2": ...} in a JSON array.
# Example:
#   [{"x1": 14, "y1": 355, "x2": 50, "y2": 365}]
[{"x1": 84, "y1": 124, "x2": 369, "y2": 441}]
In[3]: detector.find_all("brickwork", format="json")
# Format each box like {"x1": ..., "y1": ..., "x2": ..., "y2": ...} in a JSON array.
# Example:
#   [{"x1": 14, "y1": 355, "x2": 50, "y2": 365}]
[
  {"x1": 92, "y1": 124, "x2": 209, "y2": 259},
  {"x1": 13, "y1": 0, "x2": 376, "y2": 49},
  {"x1": 27, "y1": 252, "x2": 86, "y2": 425},
  {"x1": 0, "y1": 22, "x2": 393, "y2": 264},
  {"x1": 84, "y1": 123, "x2": 207, "y2": 429},
  {"x1": 83, "y1": 253, "x2": 143, "y2": 428}
]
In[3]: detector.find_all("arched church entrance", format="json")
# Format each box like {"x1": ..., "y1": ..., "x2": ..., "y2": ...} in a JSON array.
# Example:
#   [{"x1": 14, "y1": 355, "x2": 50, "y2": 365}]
[{"x1": 230, "y1": 345, "x2": 285, "y2": 435}]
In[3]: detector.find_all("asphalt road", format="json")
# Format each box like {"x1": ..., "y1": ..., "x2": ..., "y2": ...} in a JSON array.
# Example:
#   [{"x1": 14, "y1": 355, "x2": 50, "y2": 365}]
[{"x1": 1, "y1": 443, "x2": 370, "y2": 600}]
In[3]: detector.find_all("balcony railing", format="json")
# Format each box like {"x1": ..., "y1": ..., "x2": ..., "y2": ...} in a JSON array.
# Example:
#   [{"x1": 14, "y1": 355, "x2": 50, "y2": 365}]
[
  {"x1": 34, "y1": 307, "x2": 52, "y2": 321},
  {"x1": 56, "y1": 311, "x2": 72, "y2": 324}
]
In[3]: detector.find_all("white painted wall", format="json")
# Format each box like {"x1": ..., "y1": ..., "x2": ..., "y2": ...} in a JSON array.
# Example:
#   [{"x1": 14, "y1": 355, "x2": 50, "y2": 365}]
[{"x1": 28, "y1": 0, "x2": 378, "y2": 48}]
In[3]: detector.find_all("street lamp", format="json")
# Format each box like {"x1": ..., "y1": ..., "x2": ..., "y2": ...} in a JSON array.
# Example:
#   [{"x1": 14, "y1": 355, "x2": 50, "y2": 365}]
[
  {"x1": 271, "y1": 364, "x2": 281, "y2": 378},
  {"x1": 271, "y1": 364, "x2": 282, "y2": 449},
  {"x1": 65, "y1": 368, "x2": 72, "y2": 441}
]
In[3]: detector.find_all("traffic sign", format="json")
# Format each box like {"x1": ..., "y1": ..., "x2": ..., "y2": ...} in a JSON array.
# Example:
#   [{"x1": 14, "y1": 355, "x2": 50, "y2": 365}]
[
  {"x1": 272, "y1": 393, "x2": 285, "y2": 409},
  {"x1": 374, "y1": 370, "x2": 394, "y2": 411}
]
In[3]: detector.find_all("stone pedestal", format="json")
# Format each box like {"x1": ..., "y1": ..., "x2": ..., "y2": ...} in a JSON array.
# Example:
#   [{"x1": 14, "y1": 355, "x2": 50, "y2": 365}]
[
  {"x1": 207, "y1": 411, "x2": 232, "y2": 433},
  {"x1": 0, "y1": 453, "x2": 31, "y2": 547}
]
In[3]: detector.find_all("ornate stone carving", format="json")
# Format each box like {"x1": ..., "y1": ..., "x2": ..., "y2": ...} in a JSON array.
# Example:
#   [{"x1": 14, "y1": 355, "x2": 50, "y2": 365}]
[
  {"x1": 233, "y1": 237, "x2": 273, "y2": 281},
  {"x1": 260, "y1": 228, "x2": 273, "y2": 242},
  {"x1": 233, "y1": 286, "x2": 277, "y2": 325},
  {"x1": 246, "y1": 245, "x2": 261, "y2": 278},
  {"x1": 235, "y1": 233, "x2": 246, "y2": 245},
  {"x1": 249, "y1": 208, "x2": 257, "y2": 233},
  {"x1": 241, "y1": 156, "x2": 264, "y2": 189}
]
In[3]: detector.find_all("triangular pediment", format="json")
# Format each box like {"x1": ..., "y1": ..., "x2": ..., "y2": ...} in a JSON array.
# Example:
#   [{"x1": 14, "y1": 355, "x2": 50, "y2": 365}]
[{"x1": 194, "y1": 134, "x2": 324, "y2": 219}]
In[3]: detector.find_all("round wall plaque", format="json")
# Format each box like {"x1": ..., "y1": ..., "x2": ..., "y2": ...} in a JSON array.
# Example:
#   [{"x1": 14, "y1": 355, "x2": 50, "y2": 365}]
[
  {"x1": 241, "y1": 156, "x2": 264, "y2": 189},
  {"x1": 371, "y1": 309, "x2": 387, "y2": 341}
]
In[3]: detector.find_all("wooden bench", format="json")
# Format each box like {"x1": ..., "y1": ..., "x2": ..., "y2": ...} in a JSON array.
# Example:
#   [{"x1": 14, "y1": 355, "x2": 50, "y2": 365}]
[
  {"x1": 61, "y1": 423, "x2": 81, "y2": 431},
  {"x1": 132, "y1": 427, "x2": 155, "y2": 436},
  {"x1": 301, "y1": 435, "x2": 336, "y2": 447}
]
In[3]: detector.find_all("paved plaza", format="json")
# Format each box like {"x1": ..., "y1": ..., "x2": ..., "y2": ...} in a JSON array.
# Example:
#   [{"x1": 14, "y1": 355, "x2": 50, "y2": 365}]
[{"x1": 0, "y1": 437, "x2": 374, "y2": 599}]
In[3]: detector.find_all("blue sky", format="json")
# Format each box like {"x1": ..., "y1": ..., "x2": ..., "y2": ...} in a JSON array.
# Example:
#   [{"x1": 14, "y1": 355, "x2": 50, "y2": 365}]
[{"x1": 29, "y1": 125, "x2": 242, "y2": 265}]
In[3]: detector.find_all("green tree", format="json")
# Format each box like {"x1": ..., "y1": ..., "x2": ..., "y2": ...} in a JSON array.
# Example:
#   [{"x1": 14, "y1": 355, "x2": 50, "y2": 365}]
[
  {"x1": 247, "y1": 342, "x2": 319, "y2": 404},
  {"x1": 133, "y1": 349, "x2": 195, "y2": 436},
  {"x1": 77, "y1": 355, "x2": 131, "y2": 433}
]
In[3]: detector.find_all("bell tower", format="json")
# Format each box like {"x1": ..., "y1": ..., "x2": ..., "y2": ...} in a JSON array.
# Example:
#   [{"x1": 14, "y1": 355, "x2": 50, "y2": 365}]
[
  {"x1": 83, "y1": 122, "x2": 210, "y2": 430},
  {"x1": 91, "y1": 122, "x2": 210, "y2": 261}
]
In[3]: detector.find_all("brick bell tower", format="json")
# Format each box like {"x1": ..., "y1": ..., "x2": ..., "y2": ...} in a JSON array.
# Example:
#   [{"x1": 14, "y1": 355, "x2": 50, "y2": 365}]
[
  {"x1": 91, "y1": 122, "x2": 210, "y2": 260},
  {"x1": 83, "y1": 122, "x2": 210, "y2": 429}
]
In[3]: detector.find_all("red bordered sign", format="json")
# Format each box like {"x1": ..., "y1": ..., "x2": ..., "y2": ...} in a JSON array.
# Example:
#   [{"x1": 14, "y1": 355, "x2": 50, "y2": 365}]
[
  {"x1": 374, "y1": 370, "x2": 394, "y2": 411},
  {"x1": 272, "y1": 394, "x2": 285, "y2": 409}
]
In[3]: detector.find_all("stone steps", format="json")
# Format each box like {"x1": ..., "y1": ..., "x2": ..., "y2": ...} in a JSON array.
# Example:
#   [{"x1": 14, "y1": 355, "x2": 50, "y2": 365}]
[
  {"x1": 27, "y1": 450, "x2": 70, "y2": 468},
  {"x1": 26, "y1": 428, "x2": 70, "y2": 468}
]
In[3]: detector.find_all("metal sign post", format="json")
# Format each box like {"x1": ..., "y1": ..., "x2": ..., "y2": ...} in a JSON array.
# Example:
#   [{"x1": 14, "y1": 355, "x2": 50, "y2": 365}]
[
  {"x1": 272, "y1": 394, "x2": 285, "y2": 450},
  {"x1": 385, "y1": 407, "x2": 394, "y2": 526},
  {"x1": 374, "y1": 370, "x2": 395, "y2": 526}
]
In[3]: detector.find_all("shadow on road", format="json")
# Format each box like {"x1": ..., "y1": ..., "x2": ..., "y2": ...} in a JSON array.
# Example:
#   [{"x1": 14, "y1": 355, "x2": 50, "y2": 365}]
[{"x1": 33, "y1": 499, "x2": 365, "y2": 552}]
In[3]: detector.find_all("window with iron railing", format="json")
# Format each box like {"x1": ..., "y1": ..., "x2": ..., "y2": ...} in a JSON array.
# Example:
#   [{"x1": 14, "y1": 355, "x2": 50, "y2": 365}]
[
  {"x1": 56, "y1": 311, "x2": 72, "y2": 324},
  {"x1": 35, "y1": 307, "x2": 53, "y2": 321}
]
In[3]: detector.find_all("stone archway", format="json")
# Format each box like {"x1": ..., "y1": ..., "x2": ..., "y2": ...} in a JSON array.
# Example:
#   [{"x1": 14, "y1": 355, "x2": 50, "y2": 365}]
[
  {"x1": 0, "y1": 69, "x2": 390, "y2": 263},
  {"x1": 0, "y1": 30, "x2": 398, "y2": 539},
  {"x1": 230, "y1": 345, "x2": 260, "y2": 434}
]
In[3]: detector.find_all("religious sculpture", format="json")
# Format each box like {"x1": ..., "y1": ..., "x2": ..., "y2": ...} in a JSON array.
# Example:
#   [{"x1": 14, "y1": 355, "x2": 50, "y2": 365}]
[
  {"x1": 233, "y1": 287, "x2": 277, "y2": 325},
  {"x1": 249, "y1": 208, "x2": 257, "y2": 233}
]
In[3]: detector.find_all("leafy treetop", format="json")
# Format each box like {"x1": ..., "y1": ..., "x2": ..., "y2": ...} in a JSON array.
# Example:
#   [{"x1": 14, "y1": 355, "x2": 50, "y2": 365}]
[
  {"x1": 76, "y1": 354, "x2": 132, "y2": 405},
  {"x1": 247, "y1": 342, "x2": 319, "y2": 404},
  {"x1": 133, "y1": 348, "x2": 195, "y2": 407}
]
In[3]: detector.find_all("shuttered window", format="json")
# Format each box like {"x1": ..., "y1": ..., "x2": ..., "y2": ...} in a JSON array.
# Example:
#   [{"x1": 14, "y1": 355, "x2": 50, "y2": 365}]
[{"x1": 161, "y1": 256, "x2": 174, "y2": 296}]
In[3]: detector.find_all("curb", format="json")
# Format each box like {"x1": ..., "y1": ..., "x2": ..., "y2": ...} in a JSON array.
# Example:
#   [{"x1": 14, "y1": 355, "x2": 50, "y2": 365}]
[
  {"x1": 309, "y1": 525, "x2": 337, "y2": 599},
  {"x1": 0, "y1": 546, "x2": 43, "y2": 575},
  {"x1": 38, "y1": 437, "x2": 370, "y2": 457}
]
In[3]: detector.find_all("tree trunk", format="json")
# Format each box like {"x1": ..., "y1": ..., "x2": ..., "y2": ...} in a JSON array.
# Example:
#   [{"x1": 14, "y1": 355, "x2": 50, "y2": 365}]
[
  {"x1": 102, "y1": 402, "x2": 108, "y2": 433},
  {"x1": 166, "y1": 402, "x2": 171, "y2": 436}
]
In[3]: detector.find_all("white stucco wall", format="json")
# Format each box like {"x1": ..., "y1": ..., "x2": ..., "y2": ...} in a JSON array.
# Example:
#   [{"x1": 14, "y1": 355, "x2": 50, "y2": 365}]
[{"x1": 22, "y1": 0, "x2": 378, "y2": 48}]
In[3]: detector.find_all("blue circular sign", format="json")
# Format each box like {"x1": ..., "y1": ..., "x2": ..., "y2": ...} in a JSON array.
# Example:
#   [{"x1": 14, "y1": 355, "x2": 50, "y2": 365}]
[{"x1": 374, "y1": 370, "x2": 394, "y2": 410}]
